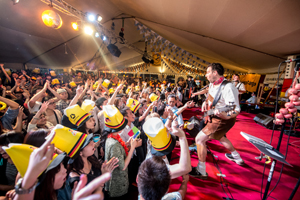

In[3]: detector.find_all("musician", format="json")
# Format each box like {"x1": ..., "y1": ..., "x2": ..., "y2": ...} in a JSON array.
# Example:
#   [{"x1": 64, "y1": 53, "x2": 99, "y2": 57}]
[
  {"x1": 232, "y1": 74, "x2": 246, "y2": 95},
  {"x1": 189, "y1": 63, "x2": 244, "y2": 179},
  {"x1": 186, "y1": 76, "x2": 196, "y2": 100}
]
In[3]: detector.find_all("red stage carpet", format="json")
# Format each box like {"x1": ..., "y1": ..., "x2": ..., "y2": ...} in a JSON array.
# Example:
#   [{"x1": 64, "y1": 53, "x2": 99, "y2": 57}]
[{"x1": 167, "y1": 109, "x2": 300, "y2": 200}]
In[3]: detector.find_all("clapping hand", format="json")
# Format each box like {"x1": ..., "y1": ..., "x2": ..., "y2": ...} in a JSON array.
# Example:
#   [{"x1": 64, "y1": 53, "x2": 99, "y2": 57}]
[{"x1": 101, "y1": 157, "x2": 119, "y2": 174}]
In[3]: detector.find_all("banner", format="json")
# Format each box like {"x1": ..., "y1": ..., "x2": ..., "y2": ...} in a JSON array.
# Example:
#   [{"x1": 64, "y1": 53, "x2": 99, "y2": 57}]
[
  {"x1": 263, "y1": 74, "x2": 284, "y2": 85},
  {"x1": 152, "y1": 52, "x2": 161, "y2": 66},
  {"x1": 240, "y1": 74, "x2": 261, "y2": 92}
]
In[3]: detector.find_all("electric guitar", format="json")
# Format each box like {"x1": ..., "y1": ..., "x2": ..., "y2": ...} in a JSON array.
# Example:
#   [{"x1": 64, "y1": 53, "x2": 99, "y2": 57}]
[{"x1": 204, "y1": 104, "x2": 236, "y2": 123}]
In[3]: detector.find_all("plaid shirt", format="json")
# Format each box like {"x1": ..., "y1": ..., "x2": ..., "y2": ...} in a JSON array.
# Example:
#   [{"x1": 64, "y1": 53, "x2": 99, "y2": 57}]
[{"x1": 56, "y1": 100, "x2": 69, "y2": 114}]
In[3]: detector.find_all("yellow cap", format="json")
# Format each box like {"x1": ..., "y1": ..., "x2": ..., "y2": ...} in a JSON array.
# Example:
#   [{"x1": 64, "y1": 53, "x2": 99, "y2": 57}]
[
  {"x1": 142, "y1": 117, "x2": 175, "y2": 156},
  {"x1": 102, "y1": 79, "x2": 110, "y2": 88},
  {"x1": 51, "y1": 79, "x2": 60, "y2": 85},
  {"x1": 93, "y1": 81, "x2": 99, "y2": 90},
  {"x1": 81, "y1": 99, "x2": 95, "y2": 113},
  {"x1": 48, "y1": 124, "x2": 87, "y2": 158},
  {"x1": 149, "y1": 93, "x2": 159, "y2": 102},
  {"x1": 64, "y1": 105, "x2": 91, "y2": 127},
  {"x1": 50, "y1": 70, "x2": 57, "y2": 77},
  {"x1": 69, "y1": 81, "x2": 77, "y2": 88},
  {"x1": 32, "y1": 68, "x2": 40, "y2": 74},
  {"x1": 135, "y1": 86, "x2": 140, "y2": 91},
  {"x1": 109, "y1": 88, "x2": 115, "y2": 94},
  {"x1": 2, "y1": 143, "x2": 59, "y2": 177},
  {"x1": 103, "y1": 105, "x2": 127, "y2": 132},
  {"x1": 126, "y1": 98, "x2": 141, "y2": 114}
]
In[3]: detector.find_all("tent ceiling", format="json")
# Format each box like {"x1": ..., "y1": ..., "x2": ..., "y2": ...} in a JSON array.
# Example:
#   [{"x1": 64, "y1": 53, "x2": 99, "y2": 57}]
[{"x1": 0, "y1": 0, "x2": 299, "y2": 73}]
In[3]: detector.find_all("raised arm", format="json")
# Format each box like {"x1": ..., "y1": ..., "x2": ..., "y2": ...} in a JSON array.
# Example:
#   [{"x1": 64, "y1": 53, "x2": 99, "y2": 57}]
[
  {"x1": 47, "y1": 83, "x2": 61, "y2": 100},
  {"x1": 28, "y1": 82, "x2": 48, "y2": 108},
  {"x1": 95, "y1": 78, "x2": 103, "y2": 93},
  {"x1": 14, "y1": 106, "x2": 24, "y2": 132},
  {"x1": 29, "y1": 102, "x2": 48, "y2": 125},
  {"x1": 69, "y1": 85, "x2": 84, "y2": 107},
  {"x1": 139, "y1": 101, "x2": 156, "y2": 122},
  {"x1": 168, "y1": 120, "x2": 192, "y2": 179},
  {"x1": 107, "y1": 81, "x2": 124, "y2": 105},
  {"x1": 0, "y1": 64, "x2": 11, "y2": 83},
  {"x1": 0, "y1": 96, "x2": 19, "y2": 110}
]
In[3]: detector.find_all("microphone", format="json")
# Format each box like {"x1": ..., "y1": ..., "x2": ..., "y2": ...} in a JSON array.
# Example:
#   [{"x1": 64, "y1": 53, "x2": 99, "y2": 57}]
[{"x1": 284, "y1": 58, "x2": 300, "y2": 63}]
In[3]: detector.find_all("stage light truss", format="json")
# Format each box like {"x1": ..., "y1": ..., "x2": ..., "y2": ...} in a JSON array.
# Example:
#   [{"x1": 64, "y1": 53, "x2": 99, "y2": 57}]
[{"x1": 40, "y1": 0, "x2": 153, "y2": 60}]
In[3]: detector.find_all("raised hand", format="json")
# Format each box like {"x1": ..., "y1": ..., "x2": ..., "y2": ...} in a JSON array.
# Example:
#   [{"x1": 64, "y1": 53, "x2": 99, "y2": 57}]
[
  {"x1": 73, "y1": 173, "x2": 111, "y2": 200},
  {"x1": 40, "y1": 101, "x2": 49, "y2": 113},
  {"x1": 101, "y1": 157, "x2": 119, "y2": 174},
  {"x1": 76, "y1": 85, "x2": 84, "y2": 95},
  {"x1": 17, "y1": 106, "x2": 24, "y2": 118}
]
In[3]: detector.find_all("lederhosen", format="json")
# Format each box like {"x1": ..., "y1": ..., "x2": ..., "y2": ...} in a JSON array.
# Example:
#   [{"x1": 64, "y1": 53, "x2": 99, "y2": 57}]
[{"x1": 202, "y1": 81, "x2": 236, "y2": 140}]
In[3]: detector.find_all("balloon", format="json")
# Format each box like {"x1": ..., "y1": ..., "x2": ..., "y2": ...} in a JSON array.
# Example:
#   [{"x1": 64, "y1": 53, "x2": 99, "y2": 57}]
[
  {"x1": 275, "y1": 113, "x2": 284, "y2": 119},
  {"x1": 279, "y1": 108, "x2": 289, "y2": 115}
]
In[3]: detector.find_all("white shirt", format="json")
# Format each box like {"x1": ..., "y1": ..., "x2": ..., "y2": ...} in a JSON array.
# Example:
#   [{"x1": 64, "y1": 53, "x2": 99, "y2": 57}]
[
  {"x1": 247, "y1": 96, "x2": 257, "y2": 104},
  {"x1": 235, "y1": 82, "x2": 246, "y2": 94},
  {"x1": 27, "y1": 101, "x2": 42, "y2": 113},
  {"x1": 208, "y1": 81, "x2": 240, "y2": 112}
]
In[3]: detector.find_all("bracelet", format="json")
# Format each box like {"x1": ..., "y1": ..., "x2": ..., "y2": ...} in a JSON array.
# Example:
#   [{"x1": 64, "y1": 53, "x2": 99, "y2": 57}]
[
  {"x1": 15, "y1": 178, "x2": 39, "y2": 195},
  {"x1": 33, "y1": 117, "x2": 40, "y2": 120}
]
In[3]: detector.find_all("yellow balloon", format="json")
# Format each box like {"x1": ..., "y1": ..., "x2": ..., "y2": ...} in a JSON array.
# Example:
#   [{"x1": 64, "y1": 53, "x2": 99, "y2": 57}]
[{"x1": 42, "y1": 10, "x2": 63, "y2": 29}]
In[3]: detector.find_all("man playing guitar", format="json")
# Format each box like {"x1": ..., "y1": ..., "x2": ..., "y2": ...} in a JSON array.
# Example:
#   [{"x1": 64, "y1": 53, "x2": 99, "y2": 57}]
[{"x1": 189, "y1": 63, "x2": 244, "y2": 179}]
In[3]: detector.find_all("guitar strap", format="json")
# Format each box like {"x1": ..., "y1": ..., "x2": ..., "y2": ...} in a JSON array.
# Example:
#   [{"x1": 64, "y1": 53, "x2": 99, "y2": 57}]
[{"x1": 211, "y1": 80, "x2": 230, "y2": 108}]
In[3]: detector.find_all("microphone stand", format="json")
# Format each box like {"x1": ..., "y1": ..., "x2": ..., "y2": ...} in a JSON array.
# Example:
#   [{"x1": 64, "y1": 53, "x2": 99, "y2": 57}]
[{"x1": 262, "y1": 121, "x2": 286, "y2": 200}]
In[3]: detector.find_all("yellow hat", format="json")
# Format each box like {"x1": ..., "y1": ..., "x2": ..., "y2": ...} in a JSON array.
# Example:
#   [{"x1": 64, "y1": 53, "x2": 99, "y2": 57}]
[
  {"x1": 64, "y1": 105, "x2": 91, "y2": 128},
  {"x1": 31, "y1": 76, "x2": 37, "y2": 80},
  {"x1": 50, "y1": 70, "x2": 57, "y2": 77},
  {"x1": 2, "y1": 143, "x2": 65, "y2": 178},
  {"x1": 47, "y1": 124, "x2": 92, "y2": 159},
  {"x1": 51, "y1": 78, "x2": 60, "y2": 85},
  {"x1": 103, "y1": 105, "x2": 127, "y2": 132},
  {"x1": 149, "y1": 93, "x2": 159, "y2": 102},
  {"x1": 135, "y1": 85, "x2": 140, "y2": 91},
  {"x1": 109, "y1": 88, "x2": 115, "y2": 94},
  {"x1": 69, "y1": 81, "x2": 77, "y2": 88},
  {"x1": 0, "y1": 101, "x2": 7, "y2": 111},
  {"x1": 142, "y1": 117, "x2": 175, "y2": 156},
  {"x1": 32, "y1": 68, "x2": 40, "y2": 74},
  {"x1": 81, "y1": 99, "x2": 95, "y2": 113},
  {"x1": 126, "y1": 98, "x2": 141, "y2": 114},
  {"x1": 5, "y1": 69, "x2": 11, "y2": 76},
  {"x1": 102, "y1": 79, "x2": 110, "y2": 88},
  {"x1": 93, "y1": 81, "x2": 99, "y2": 90}
]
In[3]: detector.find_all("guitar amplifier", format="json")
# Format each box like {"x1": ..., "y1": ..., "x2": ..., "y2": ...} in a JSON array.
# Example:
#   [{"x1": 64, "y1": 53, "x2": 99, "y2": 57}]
[{"x1": 253, "y1": 113, "x2": 275, "y2": 129}]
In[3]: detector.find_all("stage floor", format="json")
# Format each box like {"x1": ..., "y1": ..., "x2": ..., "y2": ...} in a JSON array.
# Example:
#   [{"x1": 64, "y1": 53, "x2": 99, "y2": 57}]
[{"x1": 166, "y1": 110, "x2": 300, "y2": 200}]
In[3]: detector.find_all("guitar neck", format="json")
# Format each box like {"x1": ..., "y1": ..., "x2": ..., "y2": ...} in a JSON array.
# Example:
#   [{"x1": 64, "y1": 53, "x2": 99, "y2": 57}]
[{"x1": 206, "y1": 107, "x2": 232, "y2": 116}]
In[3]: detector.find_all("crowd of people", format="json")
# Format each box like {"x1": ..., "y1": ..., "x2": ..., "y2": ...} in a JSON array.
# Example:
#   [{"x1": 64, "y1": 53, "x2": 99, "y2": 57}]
[{"x1": 0, "y1": 62, "x2": 245, "y2": 200}]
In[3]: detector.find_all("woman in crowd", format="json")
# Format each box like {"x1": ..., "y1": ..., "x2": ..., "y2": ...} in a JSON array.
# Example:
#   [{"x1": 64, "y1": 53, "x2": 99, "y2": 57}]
[
  {"x1": 43, "y1": 97, "x2": 62, "y2": 126},
  {"x1": 27, "y1": 102, "x2": 54, "y2": 132}
]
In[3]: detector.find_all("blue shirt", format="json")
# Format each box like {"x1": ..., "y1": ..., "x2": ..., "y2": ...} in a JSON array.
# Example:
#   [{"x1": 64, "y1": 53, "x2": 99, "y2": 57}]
[{"x1": 1, "y1": 107, "x2": 19, "y2": 130}]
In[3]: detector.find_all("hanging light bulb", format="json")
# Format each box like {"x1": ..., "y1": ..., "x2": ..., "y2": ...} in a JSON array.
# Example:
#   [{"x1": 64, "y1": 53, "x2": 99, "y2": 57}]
[
  {"x1": 71, "y1": 22, "x2": 79, "y2": 31},
  {"x1": 84, "y1": 26, "x2": 94, "y2": 35},
  {"x1": 42, "y1": 10, "x2": 63, "y2": 29}
]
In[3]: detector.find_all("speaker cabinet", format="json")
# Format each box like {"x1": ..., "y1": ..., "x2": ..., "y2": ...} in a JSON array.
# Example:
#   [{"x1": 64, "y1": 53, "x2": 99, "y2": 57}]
[{"x1": 107, "y1": 44, "x2": 121, "y2": 57}]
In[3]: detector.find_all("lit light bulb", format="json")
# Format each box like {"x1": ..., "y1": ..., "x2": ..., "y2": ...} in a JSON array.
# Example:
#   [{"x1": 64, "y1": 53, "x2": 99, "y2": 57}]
[
  {"x1": 72, "y1": 22, "x2": 78, "y2": 31},
  {"x1": 84, "y1": 26, "x2": 93, "y2": 35},
  {"x1": 88, "y1": 14, "x2": 95, "y2": 22},
  {"x1": 97, "y1": 15, "x2": 102, "y2": 22},
  {"x1": 95, "y1": 32, "x2": 99, "y2": 37}
]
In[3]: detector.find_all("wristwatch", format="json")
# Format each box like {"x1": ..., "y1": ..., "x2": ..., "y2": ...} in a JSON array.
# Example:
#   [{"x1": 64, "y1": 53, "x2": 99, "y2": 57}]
[{"x1": 15, "y1": 178, "x2": 39, "y2": 194}]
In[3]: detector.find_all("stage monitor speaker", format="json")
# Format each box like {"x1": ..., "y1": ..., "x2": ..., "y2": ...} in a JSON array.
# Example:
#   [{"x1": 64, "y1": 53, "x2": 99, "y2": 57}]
[
  {"x1": 253, "y1": 113, "x2": 275, "y2": 129},
  {"x1": 107, "y1": 44, "x2": 121, "y2": 57}
]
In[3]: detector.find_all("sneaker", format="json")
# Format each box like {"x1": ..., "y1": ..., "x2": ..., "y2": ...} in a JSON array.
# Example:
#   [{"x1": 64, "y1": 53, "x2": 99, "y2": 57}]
[
  {"x1": 189, "y1": 143, "x2": 197, "y2": 152},
  {"x1": 225, "y1": 153, "x2": 244, "y2": 165},
  {"x1": 189, "y1": 167, "x2": 208, "y2": 179}
]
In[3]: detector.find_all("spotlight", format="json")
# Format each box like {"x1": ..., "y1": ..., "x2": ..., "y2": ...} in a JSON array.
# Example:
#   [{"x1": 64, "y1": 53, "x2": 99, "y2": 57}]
[
  {"x1": 87, "y1": 14, "x2": 95, "y2": 22},
  {"x1": 95, "y1": 32, "x2": 99, "y2": 37},
  {"x1": 84, "y1": 26, "x2": 93, "y2": 35},
  {"x1": 71, "y1": 22, "x2": 79, "y2": 31},
  {"x1": 42, "y1": 10, "x2": 63, "y2": 29},
  {"x1": 100, "y1": 34, "x2": 106, "y2": 41},
  {"x1": 96, "y1": 14, "x2": 102, "y2": 22},
  {"x1": 11, "y1": 0, "x2": 19, "y2": 4}
]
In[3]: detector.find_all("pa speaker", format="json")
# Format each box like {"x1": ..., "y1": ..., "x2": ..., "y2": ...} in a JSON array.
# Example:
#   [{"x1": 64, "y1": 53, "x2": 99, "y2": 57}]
[
  {"x1": 253, "y1": 113, "x2": 275, "y2": 129},
  {"x1": 107, "y1": 44, "x2": 121, "y2": 57}
]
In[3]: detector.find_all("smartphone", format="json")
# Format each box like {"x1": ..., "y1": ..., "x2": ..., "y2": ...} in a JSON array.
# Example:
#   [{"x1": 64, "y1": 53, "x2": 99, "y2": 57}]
[{"x1": 133, "y1": 130, "x2": 141, "y2": 139}]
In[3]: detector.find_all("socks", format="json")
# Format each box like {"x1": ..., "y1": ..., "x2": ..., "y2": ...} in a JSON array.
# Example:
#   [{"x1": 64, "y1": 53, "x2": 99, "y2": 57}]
[
  {"x1": 231, "y1": 150, "x2": 242, "y2": 160},
  {"x1": 197, "y1": 161, "x2": 206, "y2": 175}
]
